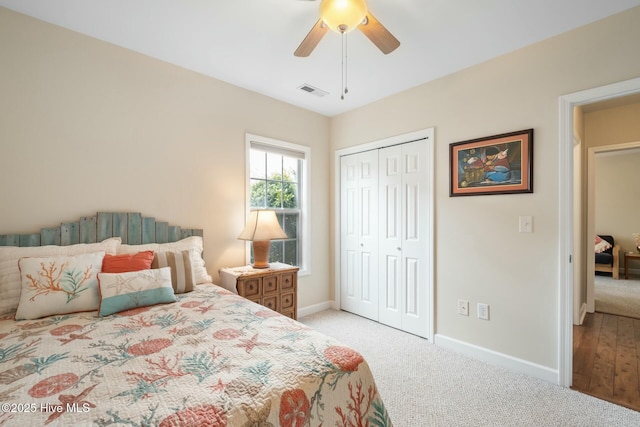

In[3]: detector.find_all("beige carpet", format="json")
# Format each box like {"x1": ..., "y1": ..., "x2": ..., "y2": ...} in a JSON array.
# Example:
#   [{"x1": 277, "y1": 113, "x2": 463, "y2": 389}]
[
  {"x1": 595, "y1": 274, "x2": 640, "y2": 319},
  {"x1": 300, "y1": 309, "x2": 640, "y2": 426}
]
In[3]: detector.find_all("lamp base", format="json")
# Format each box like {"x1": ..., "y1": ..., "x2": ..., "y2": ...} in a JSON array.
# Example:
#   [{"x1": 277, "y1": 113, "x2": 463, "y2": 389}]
[{"x1": 251, "y1": 240, "x2": 271, "y2": 269}]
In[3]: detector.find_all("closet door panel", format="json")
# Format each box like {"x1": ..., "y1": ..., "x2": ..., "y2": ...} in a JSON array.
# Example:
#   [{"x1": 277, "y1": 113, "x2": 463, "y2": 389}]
[
  {"x1": 340, "y1": 155, "x2": 361, "y2": 313},
  {"x1": 379, "y1": 145, "x2": 402, "y2": 328},
  {"x1": 345, "y1": 249, "x2": 357, "y2": 299},
  {"x1": 405, "y1": 181, "x2": 420, "y2": 241},
  {"x1": 400, "y1": 141, "x2": 430, "y2": 338},
  {"x1": 356, "y1": 151, "x2": 379, "y2": 320},
  {"x1": 405, "y1": 257, "x2": 419, "y2": 316},
  {"x1": 340, "y1": 150, "x2": 379, "y2": 320},
  {"x1": 385, "y1": 255, "x2": 400, "y2": 310}
]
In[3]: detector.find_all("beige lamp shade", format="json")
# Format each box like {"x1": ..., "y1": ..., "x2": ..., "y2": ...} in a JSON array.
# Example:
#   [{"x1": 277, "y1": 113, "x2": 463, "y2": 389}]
[
  {"x1": 238, "y1": 210, "x2": 287, "y2": 241},
  {"x1": 238, "y1": 210, "x2": 287, "y2": 269}
]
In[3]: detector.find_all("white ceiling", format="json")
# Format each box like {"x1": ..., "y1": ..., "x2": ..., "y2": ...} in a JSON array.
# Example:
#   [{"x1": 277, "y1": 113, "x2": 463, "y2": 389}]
[{"x1": 2, "y1": 0, "x2": 639, "y2": 117}]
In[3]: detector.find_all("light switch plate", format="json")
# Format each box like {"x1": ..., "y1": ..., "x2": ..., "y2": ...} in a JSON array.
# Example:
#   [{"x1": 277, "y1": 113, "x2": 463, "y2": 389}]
[
  {"x1": 519, "y1": 216, "x2": 533, "y2": 233},
  {"x1": 477, "y1": 303, "x2": 490, "y2": 320}
]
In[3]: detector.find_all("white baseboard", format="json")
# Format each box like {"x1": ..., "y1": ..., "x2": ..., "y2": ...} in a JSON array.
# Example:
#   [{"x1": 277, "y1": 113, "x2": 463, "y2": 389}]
[
  {"x1": 434, "y1": 334, "x2": 559, "y2": 384},
  {"x1": 298, "y1": 300, "x2": 333, "y2": 318},
  {"x1": 579, "y1": 302, "x2": 587, "y2": 325},
  {"x1": 300, "y1": 307, "x2": 559, "y2": 383}
]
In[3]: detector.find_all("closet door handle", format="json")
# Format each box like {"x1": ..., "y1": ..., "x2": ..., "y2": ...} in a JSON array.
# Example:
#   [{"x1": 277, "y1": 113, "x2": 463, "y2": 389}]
[{"x1": 397, "y1": 247, "x2": 401, "y2": 251}]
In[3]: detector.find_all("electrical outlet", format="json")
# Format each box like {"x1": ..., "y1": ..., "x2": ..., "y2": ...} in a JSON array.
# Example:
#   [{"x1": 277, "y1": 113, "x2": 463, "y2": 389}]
[
  {"x1": 458, "y1": 300, "x2": 469, "y2": 316},
  {"x1": 477, "y1": 303, "x2": 490, "y2": 320}
]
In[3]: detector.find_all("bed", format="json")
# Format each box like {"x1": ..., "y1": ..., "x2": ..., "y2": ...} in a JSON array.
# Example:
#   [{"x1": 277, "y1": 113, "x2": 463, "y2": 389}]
[{"x1": 0, "y1": 212, "x2": 391, "y2": 427}]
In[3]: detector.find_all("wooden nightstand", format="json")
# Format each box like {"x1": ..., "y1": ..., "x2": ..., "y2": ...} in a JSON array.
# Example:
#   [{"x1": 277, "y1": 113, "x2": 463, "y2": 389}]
[
  {"x1": 624, "y1": 252, "x2": 640, "y2": 279},
  {"x1": 219, "y1": 263, "x2": 299, "y2": 319}
]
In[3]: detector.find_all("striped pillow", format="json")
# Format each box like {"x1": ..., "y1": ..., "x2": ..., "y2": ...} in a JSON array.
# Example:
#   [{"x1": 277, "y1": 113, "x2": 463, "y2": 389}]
[{"x1": 151, "y1": 250, "x2": 195, "y2": 293}]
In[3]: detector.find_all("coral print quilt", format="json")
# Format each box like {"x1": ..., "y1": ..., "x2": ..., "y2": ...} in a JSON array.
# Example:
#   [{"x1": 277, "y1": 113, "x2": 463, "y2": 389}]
[{"x1": 0, "y1": 285, "x2": 391, "y2": 426}]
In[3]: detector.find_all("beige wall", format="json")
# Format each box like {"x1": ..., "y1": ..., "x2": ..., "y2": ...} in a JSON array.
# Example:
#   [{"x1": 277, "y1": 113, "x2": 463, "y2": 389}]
[
  {"x1": 0, "y1": 7, "x2": 331, "y2": 309},
  {"x1": 3, "y1": 3, "x2": 640, "y2": 376},
  {"x1": 330, "y1": 7, "x2": 640, "y2": 368},
  {"x1": 587, "y1": 101, "x2": 640, "y2": 258},
  {"x1": 594, "y1": 150, "x2": 640, "y2": 257},
  {"x1": 585, "y1": 101, "x2": 640, "y2": 149}
]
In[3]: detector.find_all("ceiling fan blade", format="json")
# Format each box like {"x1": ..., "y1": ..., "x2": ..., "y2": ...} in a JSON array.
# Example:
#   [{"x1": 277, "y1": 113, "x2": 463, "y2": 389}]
[
  {"x1": 294, "y1": 19, "x2": 329, "y2": 57},
  {"x1": 358, "y1": 12, "x2": 400, "y2": 54}
]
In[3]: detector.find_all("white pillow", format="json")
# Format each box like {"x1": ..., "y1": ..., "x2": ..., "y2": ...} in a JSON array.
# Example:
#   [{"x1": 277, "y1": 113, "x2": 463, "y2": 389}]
[
  {"x1": 16, "y1": 251, "x2": 105, "y2": 320},
  {"x1": 118, "y1": 236, "x2": 212, "y2": 284},
  {"x1": 0, "y1": 237, "x2": 121, "y2": 316}
]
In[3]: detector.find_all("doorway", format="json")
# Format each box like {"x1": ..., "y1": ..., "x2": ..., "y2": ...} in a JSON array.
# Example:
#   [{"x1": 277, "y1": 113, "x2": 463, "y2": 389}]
[
  {"x1": 587, "y1": 142, "x2": 640, "y2": 313},
  {"x1": 574, "y1": 140, "x2": 640, "y2": 409},
  {"x1": 559, "y1": 77, "x2": 640, "y2": 387}
]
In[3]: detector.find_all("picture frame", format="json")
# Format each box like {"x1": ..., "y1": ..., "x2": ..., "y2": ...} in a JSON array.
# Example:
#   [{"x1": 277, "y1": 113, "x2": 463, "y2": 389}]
[{"x1": 449, "y1": 129, "x2": 533, "y2": 197}]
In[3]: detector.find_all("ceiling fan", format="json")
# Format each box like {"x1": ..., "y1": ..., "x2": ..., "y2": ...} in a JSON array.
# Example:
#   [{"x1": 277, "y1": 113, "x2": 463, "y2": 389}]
[{"x1": 294, "y1": 0, "x2": 400, "y2": 57}]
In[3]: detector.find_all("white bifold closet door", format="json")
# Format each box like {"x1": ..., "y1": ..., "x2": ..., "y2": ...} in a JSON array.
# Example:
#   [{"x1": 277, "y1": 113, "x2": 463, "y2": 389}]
[
  {"x1": 340, "y1": 150, "x2": 379, "y2": 320},
  {"x1": 340, "y1": 140, "x2": 429, "y2": 338},
  {"x1": 378, "y1": 141, "x2": 429, "y2": 337}
]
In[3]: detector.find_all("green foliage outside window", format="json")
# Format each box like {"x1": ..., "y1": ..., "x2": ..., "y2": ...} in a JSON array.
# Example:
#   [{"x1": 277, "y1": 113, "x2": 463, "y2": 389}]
[
  {"x1": 249, "y1": 168, "x2": 300, "y2": 266},
  {"x1": 250, "y1": 171, "x2": 297, "y2": 209}
]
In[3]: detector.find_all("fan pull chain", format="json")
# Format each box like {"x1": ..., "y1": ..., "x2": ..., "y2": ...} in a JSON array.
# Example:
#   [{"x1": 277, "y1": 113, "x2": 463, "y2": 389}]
[
  {"x1": 344, "y1": 31, "x2": 349, "y2": 98},
  {"x1": 341, "y1": 31, "x2": 348, "y2": 100}
]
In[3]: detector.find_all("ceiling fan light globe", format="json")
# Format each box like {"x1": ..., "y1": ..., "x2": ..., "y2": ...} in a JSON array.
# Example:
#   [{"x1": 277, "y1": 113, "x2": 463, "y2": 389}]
[{"x1": 319, "y1": 0, "x2": 367, "y2": 34}]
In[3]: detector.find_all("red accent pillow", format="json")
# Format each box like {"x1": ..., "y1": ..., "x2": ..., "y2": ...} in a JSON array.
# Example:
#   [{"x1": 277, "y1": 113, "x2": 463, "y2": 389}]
[{"x1": 102, "y1": 251, "x2": 155, "y2": 273}]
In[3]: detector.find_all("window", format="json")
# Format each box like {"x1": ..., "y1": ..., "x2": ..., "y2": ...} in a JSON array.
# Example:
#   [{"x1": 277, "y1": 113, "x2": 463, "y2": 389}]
[{"x1": 246, "y1": 134, "x2": 310, "y2": 273}]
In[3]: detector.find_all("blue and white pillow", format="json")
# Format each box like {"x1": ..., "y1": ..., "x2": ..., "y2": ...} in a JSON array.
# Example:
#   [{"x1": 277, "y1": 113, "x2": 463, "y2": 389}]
[{"x1": 98, "y1": 267, "x2": 176, "y2": 316}]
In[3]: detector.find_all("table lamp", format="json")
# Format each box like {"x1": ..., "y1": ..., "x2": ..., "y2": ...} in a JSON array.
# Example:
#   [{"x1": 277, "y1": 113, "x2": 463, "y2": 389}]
[{"x1": 238, "y1": 210, "x2": 288, "y2": 269}]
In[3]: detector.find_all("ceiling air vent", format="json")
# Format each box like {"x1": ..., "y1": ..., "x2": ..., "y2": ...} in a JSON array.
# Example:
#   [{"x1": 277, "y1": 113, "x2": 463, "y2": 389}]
[{"x1": 298, "y1": 84, "x2": 329, "y2": 97}]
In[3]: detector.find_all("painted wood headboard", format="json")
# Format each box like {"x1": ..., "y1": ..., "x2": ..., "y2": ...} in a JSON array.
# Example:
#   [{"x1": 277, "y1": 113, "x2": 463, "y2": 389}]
[{"x1": 0, "y1": 212, "x2": 203, "y2": 247}]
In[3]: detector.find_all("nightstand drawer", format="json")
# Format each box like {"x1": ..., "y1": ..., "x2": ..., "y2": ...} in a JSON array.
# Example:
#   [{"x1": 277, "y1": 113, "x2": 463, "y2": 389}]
[
  {"x1": 281, "y1": 273, "x2": 295, "y2": 291},
  {"x1": 280, "y1": 292, "x2": 295, "y2": 311},
  {"x1": 237, "y1": 278, "x2": 261, "y2": 298},
  {"x1": 281, "y1": 310, "x2": 295, "y2": 319},
  {"x1": 263, "y1": 275, "x2": 279, "y2": 294},
  {"x1": 262, "y1": 295, "x2": 278, "y2": 311}
]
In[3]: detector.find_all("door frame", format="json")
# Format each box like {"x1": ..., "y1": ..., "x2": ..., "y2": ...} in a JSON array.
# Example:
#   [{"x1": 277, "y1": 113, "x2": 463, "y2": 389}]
[
  {"x1": 558, "y1": 77, "x2": 640, "y2": 387},
  {"x1": 333, "y1": 128, "x2": 435, "y2": 342}
]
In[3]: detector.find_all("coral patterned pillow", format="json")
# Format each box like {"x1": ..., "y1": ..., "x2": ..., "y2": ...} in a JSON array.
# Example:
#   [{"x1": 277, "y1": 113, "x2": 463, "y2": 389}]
[
  {"x1": 97, "y1": 267, "x2": 176, "y2": 316},
  {"x1": 16, "y1": 251, "x2": 105, "y2": 320},
  {"x1": 595, "y1": 235, "x2": 612, "y2": 254},
  {"x1": 0, "y1": 237, "x2": 121, "y2": 316},
  {"x1": 102, "y1": 251, "x2": 155, "y2": 273}
]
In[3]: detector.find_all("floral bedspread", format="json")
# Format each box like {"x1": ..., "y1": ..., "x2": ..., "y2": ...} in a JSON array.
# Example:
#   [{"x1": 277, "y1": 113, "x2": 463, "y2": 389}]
[{"x1": 0, "y1": 284, "x2": 391, "y2": 426}]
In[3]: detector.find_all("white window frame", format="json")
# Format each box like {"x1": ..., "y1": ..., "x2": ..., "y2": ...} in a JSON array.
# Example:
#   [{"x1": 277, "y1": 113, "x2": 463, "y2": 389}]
[{"x1": 245, "y1": 133, "x2": 310, "y2": 276}]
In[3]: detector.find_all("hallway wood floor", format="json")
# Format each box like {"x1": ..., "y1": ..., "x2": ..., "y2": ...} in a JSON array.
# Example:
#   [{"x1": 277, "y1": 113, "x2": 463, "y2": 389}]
[{"x1": 573, "y1": 311, "x2": 640, "y2": 411}]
